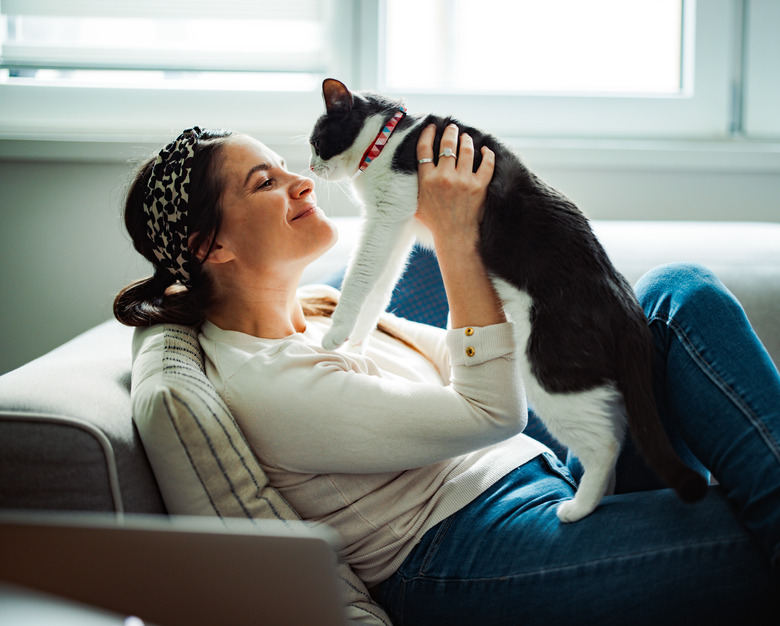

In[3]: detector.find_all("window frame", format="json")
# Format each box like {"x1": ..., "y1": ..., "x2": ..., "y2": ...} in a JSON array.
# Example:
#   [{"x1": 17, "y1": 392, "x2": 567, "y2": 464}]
[
  {"x1": 0, "y1": 0, "x2": 777, "y2": 154},
  {"x1": 360, "y1": 0, "x2": 737, "y2": 140},
  {"x1": 742, "y1": 0, "x2": 780, "y2": 137},
  {"x1": 0, "y1": 0, "x2": 356, "y2": 141}
]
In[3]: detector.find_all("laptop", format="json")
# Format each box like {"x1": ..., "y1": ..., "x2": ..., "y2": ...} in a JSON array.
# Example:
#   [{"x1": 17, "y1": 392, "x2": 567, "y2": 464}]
[
  {"x1": 1, "y1": 581, "x2": 146, "y2": 626},
  {"x1": 0, "y1": 512, "x2": 349, "y2": 626}
]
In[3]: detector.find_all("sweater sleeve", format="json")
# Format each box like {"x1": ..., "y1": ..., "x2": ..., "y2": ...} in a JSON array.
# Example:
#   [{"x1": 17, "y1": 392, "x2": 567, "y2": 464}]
[
  {"x1": 379, "y1": 312, "x2": 452, "y2": 382},
  {"x1": 215, "y1": 322, "x2": 527, "y2": 475}
]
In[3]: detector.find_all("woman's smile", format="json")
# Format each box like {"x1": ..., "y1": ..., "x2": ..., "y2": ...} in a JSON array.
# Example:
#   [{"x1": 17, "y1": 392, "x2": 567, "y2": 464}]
[{"x1": 291, "y1": 205, "x2": 320, "y2": 221}]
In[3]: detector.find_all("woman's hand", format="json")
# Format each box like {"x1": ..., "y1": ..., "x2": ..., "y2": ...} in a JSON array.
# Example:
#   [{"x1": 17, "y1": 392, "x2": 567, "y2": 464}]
[
  {"x1": 415, "y1": 123, "x2": 504, "y2": 330},
  {"x1": 416, "y1": 123, "x2": 495, "y2": 253}
]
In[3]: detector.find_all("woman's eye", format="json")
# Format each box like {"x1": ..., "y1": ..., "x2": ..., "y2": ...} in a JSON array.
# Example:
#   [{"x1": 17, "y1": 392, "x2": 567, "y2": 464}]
[{"x1": 255, "y1": 178, "x2": 273, "y2": 191}]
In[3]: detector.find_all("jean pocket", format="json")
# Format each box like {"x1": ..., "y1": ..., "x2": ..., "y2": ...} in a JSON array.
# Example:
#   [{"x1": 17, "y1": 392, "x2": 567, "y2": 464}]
[
  {"x1": 539, "y1": 451, "x2": 579, "y2": 490},
  {"x1": 416, "y1": 514, "x2": 456, "y2": 575}
]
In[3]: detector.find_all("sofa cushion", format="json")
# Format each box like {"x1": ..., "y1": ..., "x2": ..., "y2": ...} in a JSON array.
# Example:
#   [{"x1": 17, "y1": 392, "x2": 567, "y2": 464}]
[
  {"x1": 592, "y1": 221, "x2": 780, "y2": 368},
  {"x1": 0, "y1": 321, "x2": 166, "y2": 515},
  {"x1": 130, "y1": 324, "x2": 391, "y2": 625}
]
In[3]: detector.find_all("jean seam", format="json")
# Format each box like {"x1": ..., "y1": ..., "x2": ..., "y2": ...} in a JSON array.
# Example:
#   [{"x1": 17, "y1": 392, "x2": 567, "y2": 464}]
[
  {"x1": 418, "y1": 515, "x2": 455, "y2": 575},
  {"x1": 392, "y1": 516, "x2": 456, "y2": 624},
  {"x1": 649, "y1": 313, "x2": 780, "y2": 467},
  {"x1": 399, "y1": 533, "x2": 751, "y2": 584}
]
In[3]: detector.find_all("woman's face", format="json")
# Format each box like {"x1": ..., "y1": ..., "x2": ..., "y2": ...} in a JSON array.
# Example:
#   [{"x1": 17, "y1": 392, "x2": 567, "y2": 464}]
[{"x1": 214, "y1": 134, "x2": 337, "y2": 278}]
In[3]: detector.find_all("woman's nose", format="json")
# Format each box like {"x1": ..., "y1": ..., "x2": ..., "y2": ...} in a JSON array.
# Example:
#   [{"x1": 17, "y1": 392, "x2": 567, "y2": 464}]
[{"x1": 291, "y1": 174, "x2": 315, "y2": 198}]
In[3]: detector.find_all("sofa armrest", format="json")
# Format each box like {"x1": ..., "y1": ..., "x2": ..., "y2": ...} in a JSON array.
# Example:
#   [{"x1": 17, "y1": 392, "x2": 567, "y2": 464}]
[{"x1": 0, "y1": 321, "x2": 166, "y2": 515}]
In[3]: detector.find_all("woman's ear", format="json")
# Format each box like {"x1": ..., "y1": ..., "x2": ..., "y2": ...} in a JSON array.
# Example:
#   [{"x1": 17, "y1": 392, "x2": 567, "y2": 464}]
[{"x1": 189, "y1": 233, "x2": 235, "y2": 264}]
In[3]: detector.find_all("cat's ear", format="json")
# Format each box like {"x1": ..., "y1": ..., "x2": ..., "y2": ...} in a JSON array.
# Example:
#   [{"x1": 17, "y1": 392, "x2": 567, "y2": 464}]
[{"x1": 322, "y1": 78, "x2": 353, "y2": 115}]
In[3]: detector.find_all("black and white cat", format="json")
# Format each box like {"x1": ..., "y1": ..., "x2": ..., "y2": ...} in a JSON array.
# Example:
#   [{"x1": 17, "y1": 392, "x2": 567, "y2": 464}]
[{"x1": 309, "y1": 78, "x2": 706, "y2": 522}]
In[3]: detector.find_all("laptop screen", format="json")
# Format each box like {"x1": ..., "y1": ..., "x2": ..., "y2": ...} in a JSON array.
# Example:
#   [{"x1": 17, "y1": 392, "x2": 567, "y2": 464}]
[{"x1": 0, "y1": 513, "x2": 349, "y2": 626}]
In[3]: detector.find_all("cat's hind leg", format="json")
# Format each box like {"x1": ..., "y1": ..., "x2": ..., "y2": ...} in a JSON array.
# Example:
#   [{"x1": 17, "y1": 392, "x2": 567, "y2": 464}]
[
  {"x1": 493, "y1": 279, "x2": 623, "y2": 522},
  {"x1": 533, "y1": 386, "x2": 626, "y2": 523}
]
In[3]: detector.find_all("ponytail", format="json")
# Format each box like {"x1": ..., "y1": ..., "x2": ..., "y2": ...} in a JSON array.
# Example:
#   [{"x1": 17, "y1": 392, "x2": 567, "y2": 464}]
[{"x1": 113, "y1": 271, "x2": 213, "y2": 327}]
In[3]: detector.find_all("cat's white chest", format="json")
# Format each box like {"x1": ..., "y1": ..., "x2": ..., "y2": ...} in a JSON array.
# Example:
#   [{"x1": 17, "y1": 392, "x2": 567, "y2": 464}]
[{"x1": 352, "y1": 168, "x2": 434, "y2": 247}]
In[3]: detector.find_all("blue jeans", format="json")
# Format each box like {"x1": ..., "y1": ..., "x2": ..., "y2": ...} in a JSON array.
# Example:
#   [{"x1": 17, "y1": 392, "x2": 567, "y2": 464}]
[{"x1": 372, "y1": 264, "x2": 780, "y2": 625}]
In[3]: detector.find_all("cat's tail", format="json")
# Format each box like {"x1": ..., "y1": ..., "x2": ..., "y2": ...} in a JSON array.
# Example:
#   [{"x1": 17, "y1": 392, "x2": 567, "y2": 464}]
[{"x1": 618, "y1": 322, "x2": 708, "y2": 504}]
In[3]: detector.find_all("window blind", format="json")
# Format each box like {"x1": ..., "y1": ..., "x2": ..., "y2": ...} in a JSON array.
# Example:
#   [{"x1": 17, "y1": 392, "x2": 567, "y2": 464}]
[{"x1": 0, "y1": 0, "x2": 331, "y2": 74}]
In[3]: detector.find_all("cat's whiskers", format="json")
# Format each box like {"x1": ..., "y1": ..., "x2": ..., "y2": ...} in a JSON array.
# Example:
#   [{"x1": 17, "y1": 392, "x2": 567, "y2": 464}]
[
  {"x1": 288, "y1": 135, "x2": 354, "y2": 216},
  {"x1": 306, "y1": 171, "x2": 342, "y2": 217},
  {"x1": 290, "y1": 133, "x2": 311, "y2": 147}
]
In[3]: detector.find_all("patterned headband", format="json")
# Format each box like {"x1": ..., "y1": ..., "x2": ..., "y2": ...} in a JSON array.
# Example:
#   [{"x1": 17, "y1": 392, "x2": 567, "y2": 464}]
[{"x1": 143, "y1": 127, "x2": 202, "y2": 286}]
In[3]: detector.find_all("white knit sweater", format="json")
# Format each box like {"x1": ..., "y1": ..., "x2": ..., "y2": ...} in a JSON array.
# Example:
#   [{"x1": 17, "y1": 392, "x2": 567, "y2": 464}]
[{"x1": 199, "y1": 285, "x2": 548, "y2": 586}]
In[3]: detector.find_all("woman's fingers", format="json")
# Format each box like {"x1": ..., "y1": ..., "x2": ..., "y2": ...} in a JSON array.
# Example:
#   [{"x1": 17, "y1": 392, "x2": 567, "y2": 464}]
[
  {"x1": 456, "y1": 132, "x2": 475, "y2": 173},
  {"x1": 438, "y1": 124, "x2": 459, "y2": 167},
  {"x1": 417, "y1": 123, "x2": 488, "y2": 173},
  {"x1": 476, "y1": 145, "x2": 496, "y2": 186},
  {"x1": 417, "y1": 123, "x2": 436, "y2": 157},
  {"x1": 416, "y1": 123, "x2": 495, "y2": 192},
  {"x1": 416, "y1": 123, "x2": 436, "y2": 170}
]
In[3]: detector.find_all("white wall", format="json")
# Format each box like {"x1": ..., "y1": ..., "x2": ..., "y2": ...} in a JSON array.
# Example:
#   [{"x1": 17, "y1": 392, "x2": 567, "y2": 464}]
[
  {"x1": 1, "y1": 137, "x2": 778, "y2": 375},
  {"x1": 0, "y1": 158, "x2": 146, "y2": 375}
]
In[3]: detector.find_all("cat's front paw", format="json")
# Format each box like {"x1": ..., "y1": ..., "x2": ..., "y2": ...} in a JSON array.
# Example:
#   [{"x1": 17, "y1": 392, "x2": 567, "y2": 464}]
[
  {"x1": 556, "y1": 498, "x2": 593, "y2": 524},
  {"x1": 322, "y1": 326, "x2": 350, "y2": 351}
]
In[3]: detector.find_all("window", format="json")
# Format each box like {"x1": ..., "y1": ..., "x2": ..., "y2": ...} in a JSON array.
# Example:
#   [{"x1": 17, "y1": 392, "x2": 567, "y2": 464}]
[
  {"x1": 1, "y1": 0, "x2": 329, "y2": 90},
  {"x1": 0, "y1": 0, "x2": 778, "y2": 144},
  {"x1": 377, "y1": 0, "x2": 737, "y2": 139},
  {"x1": 0, "y1": 0, "x2": 354, "y2": 140},
  {"x1": 742, "y1": 0, "x2": 780, "y2": 138},
  {"x1": 384, "y1": 0, "x2": 684, "y2": 96}
]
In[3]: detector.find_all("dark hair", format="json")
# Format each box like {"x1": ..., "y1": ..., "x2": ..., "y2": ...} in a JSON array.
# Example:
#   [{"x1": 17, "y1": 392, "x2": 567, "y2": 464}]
[{"x1": 114, "y1": 128, "x2": 234, "y2": 326}]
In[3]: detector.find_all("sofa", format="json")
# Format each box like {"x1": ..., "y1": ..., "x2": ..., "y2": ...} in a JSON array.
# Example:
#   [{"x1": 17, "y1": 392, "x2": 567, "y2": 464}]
[{"x1": 1, "y1": 217, "x2": 779, "y2": 623}]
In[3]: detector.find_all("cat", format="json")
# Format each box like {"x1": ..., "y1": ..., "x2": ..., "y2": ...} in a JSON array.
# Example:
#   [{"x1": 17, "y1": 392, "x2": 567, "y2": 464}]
[{"x1": 309, "y1": 78, "x2": 707, "y2": 522}]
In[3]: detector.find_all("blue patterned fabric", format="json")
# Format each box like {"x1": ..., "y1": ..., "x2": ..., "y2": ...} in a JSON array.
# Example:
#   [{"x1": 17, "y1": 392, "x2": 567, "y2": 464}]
[
  {"x1": 323, "y1": 244, "x2": 450, "y2": 328},
  {"x1": 388, "y1": 246, "x2": 449, "y2": 328}
]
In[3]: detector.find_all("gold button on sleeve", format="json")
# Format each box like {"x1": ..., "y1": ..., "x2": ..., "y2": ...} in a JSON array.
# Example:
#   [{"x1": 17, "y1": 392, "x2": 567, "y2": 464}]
[
  {"x1": 466, "y1": 346, "x2": 476, "y2": 357},
  {"x1": 465, "y1": 327, "x2": 474, "y2": 336}
]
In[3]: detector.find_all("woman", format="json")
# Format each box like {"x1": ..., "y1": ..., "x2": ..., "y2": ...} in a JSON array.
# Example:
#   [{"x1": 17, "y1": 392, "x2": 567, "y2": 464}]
[{"x1": 116, "y1": 126, "x2": 780, "y2": 624}]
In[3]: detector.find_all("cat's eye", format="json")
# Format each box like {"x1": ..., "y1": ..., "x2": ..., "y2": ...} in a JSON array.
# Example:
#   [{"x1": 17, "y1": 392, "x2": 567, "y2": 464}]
[{"x1": 310, "y1": 140, "x2": 320, "y2": 156}]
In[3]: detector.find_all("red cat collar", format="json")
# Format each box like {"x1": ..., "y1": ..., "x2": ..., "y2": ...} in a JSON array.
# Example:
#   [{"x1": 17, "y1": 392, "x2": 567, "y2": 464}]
[{"x1": 357, "y1": 106, "x2": 407, "y2": 174}]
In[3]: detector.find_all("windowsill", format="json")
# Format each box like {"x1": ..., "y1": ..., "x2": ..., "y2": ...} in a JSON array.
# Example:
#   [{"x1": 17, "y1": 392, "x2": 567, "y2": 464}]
[
  {"x1": 505, "y1": 136, "x2": 780, "y2": 173},
  {"x1": 1, "y1": 130, "x2": 779, "y2": 174}
]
